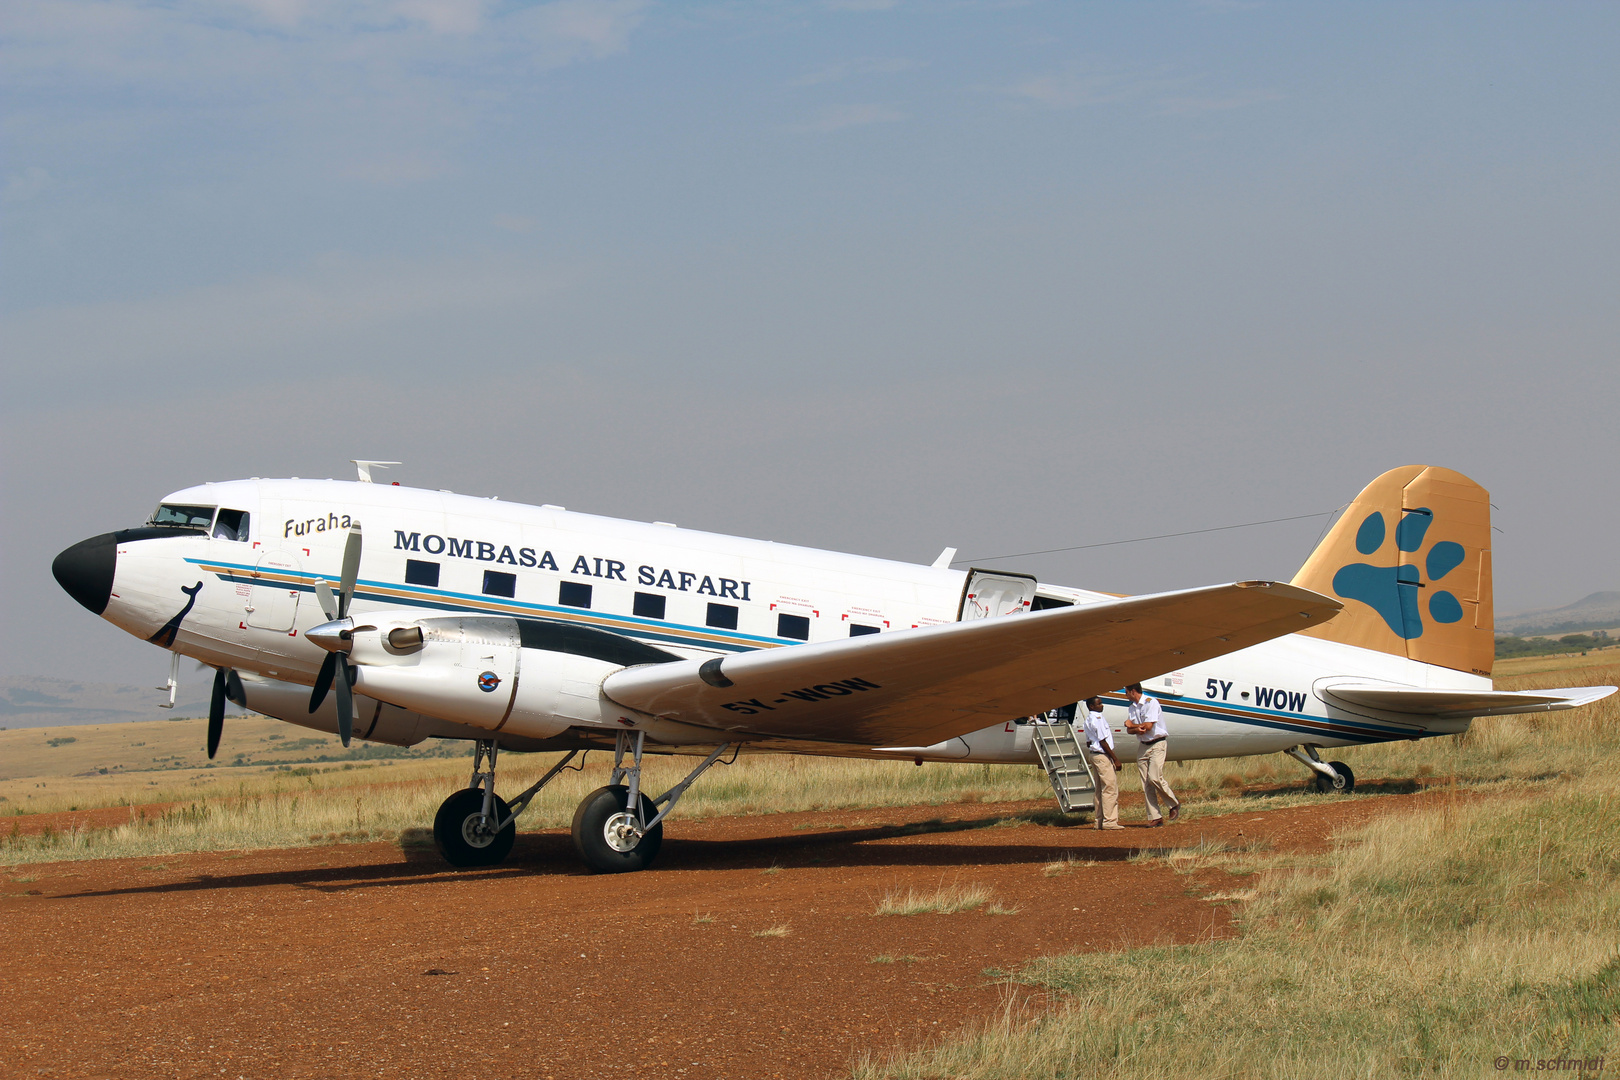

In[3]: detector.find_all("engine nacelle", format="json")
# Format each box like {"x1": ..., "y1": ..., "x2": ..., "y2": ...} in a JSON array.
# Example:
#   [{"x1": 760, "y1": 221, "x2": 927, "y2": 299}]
[
  {"x1": 235, "y1": 671, "x2": 437, "y2": 747},
  {"x1": 345, "y1": 614, "x2": 675, "y2": 740}
]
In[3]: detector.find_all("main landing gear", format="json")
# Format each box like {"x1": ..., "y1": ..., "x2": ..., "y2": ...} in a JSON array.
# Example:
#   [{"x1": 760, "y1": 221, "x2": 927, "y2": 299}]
[
  {"x1": 571, "y1": 732, "x2": 733, "y2": 873},
  {"x1": 430, "y1": 733, "x2": 734, "y2": 873},
  {"x1": 1285, "y1": 745, "x2": 1355, "y2": 794}
]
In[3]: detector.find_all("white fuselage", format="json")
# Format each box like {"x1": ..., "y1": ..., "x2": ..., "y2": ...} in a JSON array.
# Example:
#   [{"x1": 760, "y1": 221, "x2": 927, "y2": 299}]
[{"x1": 98, "y1": 478, "x2": 1489, "y2": 764}]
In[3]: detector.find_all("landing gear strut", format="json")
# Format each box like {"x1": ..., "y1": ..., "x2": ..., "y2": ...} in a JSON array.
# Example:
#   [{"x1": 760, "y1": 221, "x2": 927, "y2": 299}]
[
  {"x1": 433, "y1": 740, "x2": 582, "y2": 868},
  {"x1": 1285, "y1": 745, "x2": 1355, "y2": 794},
  {"x1": 570, "y1": 732, "x2": 733, "y2": 874}
]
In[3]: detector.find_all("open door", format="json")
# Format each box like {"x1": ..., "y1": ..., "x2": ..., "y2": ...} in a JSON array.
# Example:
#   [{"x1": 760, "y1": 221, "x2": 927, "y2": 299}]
[{"x1": 957, "y1": 569, "x2": 1038, "y2": 621}]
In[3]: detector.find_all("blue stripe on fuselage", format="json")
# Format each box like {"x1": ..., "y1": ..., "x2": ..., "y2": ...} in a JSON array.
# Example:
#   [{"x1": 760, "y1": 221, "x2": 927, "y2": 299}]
[
  {"x1": 187, "y1": 557, "x2": 788, "y2": 653},
  {"x1": 1098, "y1": 692, "x2": 1422, "y2": 745}
]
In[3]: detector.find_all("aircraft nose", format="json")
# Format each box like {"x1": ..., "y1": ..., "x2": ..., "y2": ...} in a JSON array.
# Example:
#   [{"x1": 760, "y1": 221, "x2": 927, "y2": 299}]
[{"x1": 53, "y1": 533, "x2": 118, "y2": 615}]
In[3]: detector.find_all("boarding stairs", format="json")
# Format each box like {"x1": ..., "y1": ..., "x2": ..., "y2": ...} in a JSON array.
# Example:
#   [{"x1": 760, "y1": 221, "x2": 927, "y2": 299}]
[{"x1": 1030, "y1": 721, "x2": 1098, "y2": 814}]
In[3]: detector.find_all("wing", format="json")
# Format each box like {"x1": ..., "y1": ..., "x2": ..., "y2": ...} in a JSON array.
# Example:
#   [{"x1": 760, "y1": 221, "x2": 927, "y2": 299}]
[
  {"x1": 604, "y1": 580, "x2": 1340, "y2": 746},
  {"x1": 1321, "y1": 682, "x2": 1617, "y2": 720}
]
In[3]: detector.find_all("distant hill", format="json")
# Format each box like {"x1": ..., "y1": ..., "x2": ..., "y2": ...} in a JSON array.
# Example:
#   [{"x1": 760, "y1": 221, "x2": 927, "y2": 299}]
[
  {"x1": 1499, "y1": 592, "x2": 1620, "y2": 636},
  {"x1": 0, "y1": 676, "x2": 254, "y2": 729}
]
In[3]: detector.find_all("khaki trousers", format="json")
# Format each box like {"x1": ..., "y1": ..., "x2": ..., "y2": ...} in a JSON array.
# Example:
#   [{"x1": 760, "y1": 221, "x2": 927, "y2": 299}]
[
  {"x1": 1136, "y1": 739, "x2": 1179, "y2": 822},
  {"x1": 1088, "y1": 751, "x2": 1119, "y2": 828}
]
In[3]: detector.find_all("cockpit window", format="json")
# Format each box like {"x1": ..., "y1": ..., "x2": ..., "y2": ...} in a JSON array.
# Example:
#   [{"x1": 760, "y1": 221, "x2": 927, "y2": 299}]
[
  {"x1": 213, "y1": 509, "x2": 251, "y2": 541},
  {"x1": 150, "y1": 504, "x2": 215, "y2": 530}
]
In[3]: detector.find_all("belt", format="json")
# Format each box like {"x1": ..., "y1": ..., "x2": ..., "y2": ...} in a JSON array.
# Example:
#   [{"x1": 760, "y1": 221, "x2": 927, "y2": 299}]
[{"x1": 1140, "y1": 737, "x2": 1166, "y2": 746}]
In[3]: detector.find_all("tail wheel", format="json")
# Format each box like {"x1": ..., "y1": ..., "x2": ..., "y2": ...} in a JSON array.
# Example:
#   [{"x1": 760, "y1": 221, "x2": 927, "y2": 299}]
[
  {"x1": 1313, "y1": 761, "x2": 1355, "y2": 794},
  {"x1": 433, "y1": 788, "x2": 516, "y2": 868},
  {"x1": 571, "y1": 784, "x2": 663, "y2": 873}
]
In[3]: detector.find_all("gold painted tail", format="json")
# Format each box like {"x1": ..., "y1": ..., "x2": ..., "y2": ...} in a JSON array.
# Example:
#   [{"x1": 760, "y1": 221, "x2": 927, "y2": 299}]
[{"x1": 1292, "y1": 465, "x2": 1494, "y2": 676}]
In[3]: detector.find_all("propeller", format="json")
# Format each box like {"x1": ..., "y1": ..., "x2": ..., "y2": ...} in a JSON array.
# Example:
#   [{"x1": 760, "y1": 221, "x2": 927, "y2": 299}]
[
  {"x1": 208, "y1": 666, "x2": 227, "y2": 759},
  {"x1": 204, "y1": 667, "x2": 246, "y2": 759},
  {"x1": 308, "y1": 524, "x2": 362, "y2": 747}
]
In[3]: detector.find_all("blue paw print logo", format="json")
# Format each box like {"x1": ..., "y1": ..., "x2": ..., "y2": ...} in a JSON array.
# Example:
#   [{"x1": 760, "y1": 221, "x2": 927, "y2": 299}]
[{"x1": 1333, "y1": 508, "x2": 1466, "y2": 640}]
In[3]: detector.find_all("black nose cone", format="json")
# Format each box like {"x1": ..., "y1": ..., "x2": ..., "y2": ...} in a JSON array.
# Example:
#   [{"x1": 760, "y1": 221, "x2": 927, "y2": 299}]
[{"x1": 53, "y1": 533, "x2": 118, "y2": 615}]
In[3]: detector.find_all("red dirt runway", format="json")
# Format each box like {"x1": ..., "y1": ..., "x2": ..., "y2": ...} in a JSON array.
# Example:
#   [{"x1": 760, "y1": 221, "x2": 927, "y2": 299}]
[{"x1": 0, "y1": 791, "x2": 1441, "y2": 1079}]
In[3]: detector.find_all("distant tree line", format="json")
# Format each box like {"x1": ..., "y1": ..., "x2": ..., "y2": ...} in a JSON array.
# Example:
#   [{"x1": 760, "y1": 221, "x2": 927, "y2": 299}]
[{"x1": 1495, "y1": 630, "x2": 1613, "y2": 659}]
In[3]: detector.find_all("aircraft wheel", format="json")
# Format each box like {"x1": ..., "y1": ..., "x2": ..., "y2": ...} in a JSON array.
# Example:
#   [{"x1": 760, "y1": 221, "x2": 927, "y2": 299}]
[
  {"x1": 571, "y1": 785, "x2": 663, "y2": 873},
  {"x1": 433, "y1": 788, "x2": 516, "y2": 868},
  {"x1": 1313, "y1": 761, "x2": 1355, "y2": 794}
]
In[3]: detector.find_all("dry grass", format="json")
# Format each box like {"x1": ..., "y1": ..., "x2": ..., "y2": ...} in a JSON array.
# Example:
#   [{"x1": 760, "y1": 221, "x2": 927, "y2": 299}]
[
  {"x1": 1042, "y1": 852, "x2": 1092, "y2": 877},
  {"x1": 855, "y1": 657, "x2": 1620, "y2": 1079},
  {"x1": 0, "y1": 730, "x2": 1056, "y2": 865},
  {"x1": 861, "y1": 778, "x2": 1620, "y2": 1078},
  {"x1": 752, "y1": 924, "x2": 792, "y2": 938},
  {"x1": 1, "y1": 715, "x2": 1063, "y2": 823},
  {"x1": 874, "y1": 880, "x2": 994, "y2": 916}
]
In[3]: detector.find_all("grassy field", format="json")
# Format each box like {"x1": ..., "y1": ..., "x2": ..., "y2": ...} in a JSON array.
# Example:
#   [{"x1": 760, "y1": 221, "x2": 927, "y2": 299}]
[
  {"x1": 2, "y1": 656, "x2": 1615, "y2": 871},
  {"x1": 0, "y1": 718, "x2": 1062, "y2": 864},
  {"x1": 0, "y1": 716, "x2": 469, "y2": 816},
  {"x1": 857, "y1": 656, "x2": 1620, "y2": 1079}
]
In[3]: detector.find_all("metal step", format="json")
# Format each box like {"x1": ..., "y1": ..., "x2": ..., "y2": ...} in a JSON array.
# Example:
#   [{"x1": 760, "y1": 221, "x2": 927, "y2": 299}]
[{"x1": 1030, "y1": 721, "x2": 1097, "y2": 813}]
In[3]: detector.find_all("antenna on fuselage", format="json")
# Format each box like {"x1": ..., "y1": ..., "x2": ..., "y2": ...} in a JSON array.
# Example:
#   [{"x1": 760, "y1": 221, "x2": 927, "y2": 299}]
[{"x1": 351, "y1": 460, "x2": 401, "y2": 483}]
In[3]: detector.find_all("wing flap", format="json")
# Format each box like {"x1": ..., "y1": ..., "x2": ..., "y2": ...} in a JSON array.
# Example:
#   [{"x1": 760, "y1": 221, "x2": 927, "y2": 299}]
[
  {"x1": 1322, "y1": 683, "x2": 1617, "y2": 719},
  {"x1": 605, "y1": 580, "x2": 1340, "y2": 746}
]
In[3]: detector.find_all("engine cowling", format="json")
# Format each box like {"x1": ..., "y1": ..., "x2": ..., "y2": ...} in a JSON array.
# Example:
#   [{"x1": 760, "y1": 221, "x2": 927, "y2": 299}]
[
  {"x1": 234, "y1": 671, "x2": 438, "y2": 747},
  {"x1": 344, "y1": 614, "x2": 678, "y2": 740}
]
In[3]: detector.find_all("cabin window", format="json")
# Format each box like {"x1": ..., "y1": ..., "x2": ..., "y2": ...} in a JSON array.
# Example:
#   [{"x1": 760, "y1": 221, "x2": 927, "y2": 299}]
[
  {"x1": 706, "y1": 603, "x2": 738, "y2": 630},
  {"x1": 150, "y1": 504, "x2": 214, "y2": 530},
  {"x1": 213, "y1": 509, "x2": 250, "y2": 541},
  {"x1": 1031, "y1": 595, "x2": 1074, "y2": 611},
  {"x1": 559, "y1": 581, "x2": 592, "y2": 609},
  {"x1": 849, "y1": 623, "x2": 880, "y2": 637},
  {"x1": 483, "y1": 570, "x2": 516, "y2": 598},
  {"x1": 405, "y1": 560, "x2": 440, "y2": 587},
  {"x1": 634, "y1": 592, "x2": 666, "y2": 620},
  {"x1": 778, "y1": 613, "x2": 810, "y2": 641}
]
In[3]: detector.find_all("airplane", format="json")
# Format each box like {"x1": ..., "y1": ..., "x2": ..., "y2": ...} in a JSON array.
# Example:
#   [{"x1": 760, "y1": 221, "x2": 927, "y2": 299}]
[{"x1": 52, "y1": 464, "x2": 1614, "y2": 873}]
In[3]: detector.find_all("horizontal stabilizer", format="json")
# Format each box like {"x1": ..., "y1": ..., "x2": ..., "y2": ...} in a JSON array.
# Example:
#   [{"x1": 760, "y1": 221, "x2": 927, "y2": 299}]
[
  {"x1": 605, "y1": 580, "x2": 1340, "y2": 748},
  {"x1": 1321, "y1": 682, "x2": 1617, "y2": 720}
]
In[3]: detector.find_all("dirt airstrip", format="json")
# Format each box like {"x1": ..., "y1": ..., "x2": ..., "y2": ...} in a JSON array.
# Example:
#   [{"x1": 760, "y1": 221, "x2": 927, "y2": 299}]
[{"x1": 0, "y1": 790, "x2": 1450, "y2": 1080}]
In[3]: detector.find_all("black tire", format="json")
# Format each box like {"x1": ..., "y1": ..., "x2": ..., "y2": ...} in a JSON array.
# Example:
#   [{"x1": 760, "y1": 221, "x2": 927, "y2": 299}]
[
  {"x1": 433, "y1": 788, "x2": 516, "y2": 868},
  {"x1": 1313, "y1": 761, "x2": 1355, "y2": 794},
  {"x1": 571, "y1": 784, "x2": 663, "y2": 873}
]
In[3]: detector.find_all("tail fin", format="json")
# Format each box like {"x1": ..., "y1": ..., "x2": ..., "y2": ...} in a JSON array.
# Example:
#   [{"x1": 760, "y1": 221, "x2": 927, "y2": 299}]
[{"x1": 1292, "y1": 465, "x2": 1494, "y2": 677}]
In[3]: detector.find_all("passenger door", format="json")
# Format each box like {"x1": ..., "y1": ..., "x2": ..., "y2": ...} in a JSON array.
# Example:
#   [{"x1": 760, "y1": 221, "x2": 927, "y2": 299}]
[
  {"x1": 245, "y1": 551, "x2": 302, "y2": 632},
  {"x1": 956, "y1": 569, "x2": 1038, "y2": 622}
]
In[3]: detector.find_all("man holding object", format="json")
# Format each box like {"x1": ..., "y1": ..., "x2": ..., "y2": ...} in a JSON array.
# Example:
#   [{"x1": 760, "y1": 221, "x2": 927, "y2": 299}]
[
  {"x1": 1083, "y1": 696, "x2": 1124, "y2": 830},
  {"x1": 1125, "y1": 683, "x2": 1180, "y2": 827}
]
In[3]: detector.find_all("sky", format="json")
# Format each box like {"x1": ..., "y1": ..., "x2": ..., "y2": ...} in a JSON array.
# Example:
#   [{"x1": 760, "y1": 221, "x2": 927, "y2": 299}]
[{"x1": 4, "y1": 0, "x2": 1618, "y2": 688}]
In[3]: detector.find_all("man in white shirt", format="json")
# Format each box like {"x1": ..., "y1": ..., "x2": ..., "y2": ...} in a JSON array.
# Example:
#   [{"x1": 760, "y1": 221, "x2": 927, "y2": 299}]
[
  {"x1": 1082, "y1": 696, "x2": 1124, "y2": 830},
  {"x1": 1124, "y1": 682, "x2": 1180, "y2": 827}
]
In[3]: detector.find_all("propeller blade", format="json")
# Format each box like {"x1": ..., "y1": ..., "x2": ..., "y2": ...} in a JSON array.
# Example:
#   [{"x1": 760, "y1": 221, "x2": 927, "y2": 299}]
[
  {"x1": 337, "y1": 525, "x2": 363, "y2": 618},
  {"x1": 309, "y1": 651, "x2": 338, "y2": 713},
  {"x1": 207, "y1": 667, "x2": 226, "y2": 760},
  {"x1": 335, "y1": 662, "x2": 354, "y2": 747},
  {"x1": 314, "y1": 579, "x2": 338, "y2": 621}
]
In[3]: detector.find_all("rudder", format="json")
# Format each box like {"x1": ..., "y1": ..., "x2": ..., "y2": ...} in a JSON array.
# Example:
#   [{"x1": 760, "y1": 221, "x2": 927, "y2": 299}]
[{"x1": 1292, "y1": 465, "x2": 1494, "y2": 676}]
